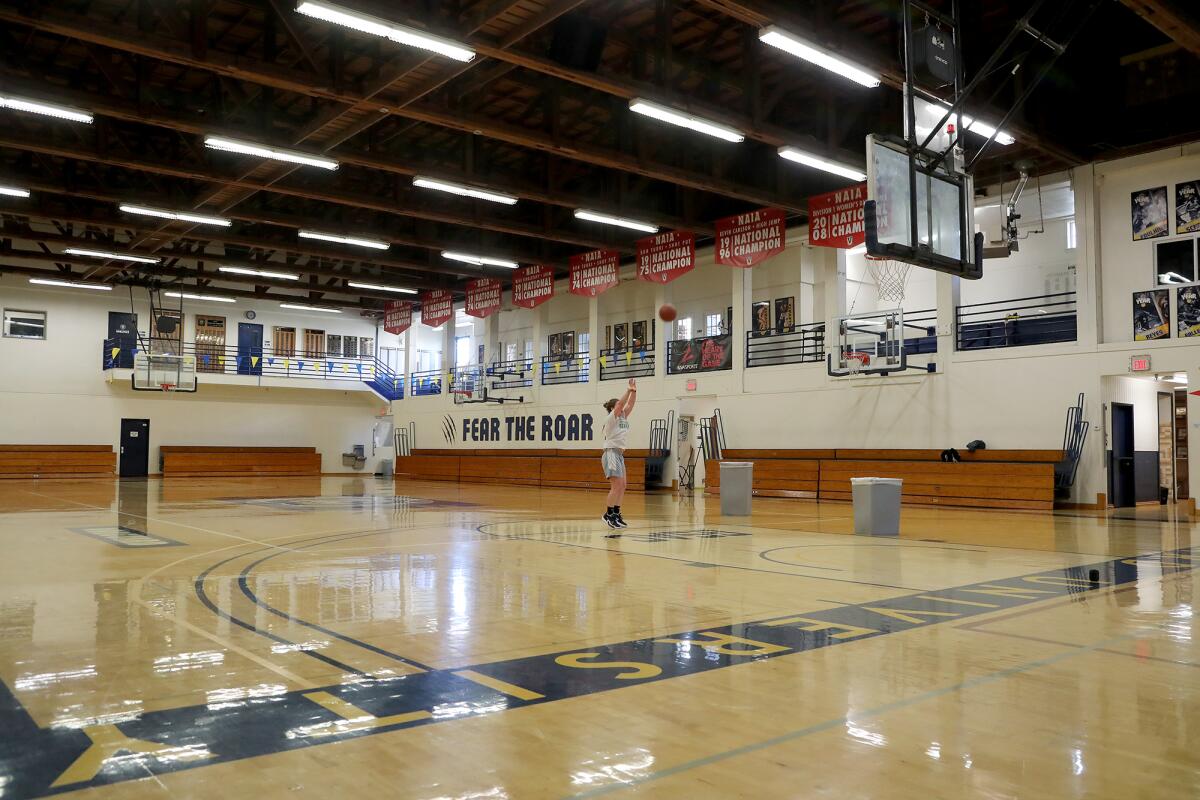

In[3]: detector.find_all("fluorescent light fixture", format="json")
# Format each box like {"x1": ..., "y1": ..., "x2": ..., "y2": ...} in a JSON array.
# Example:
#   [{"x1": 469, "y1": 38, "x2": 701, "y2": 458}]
[
  {"x1": 204, "y1": 136, "x2": 338, "y2": 170},
  {"x1": 412, "y1": 176, "x2": 518, "y2": 205},
  {"x1": 778, "y1": 147, "x2": 867, "y2": 181},
  {"x1": 0, "y1": 94, "x2": 93, "y2": 124},
  {"x1": 218, "y1": 265, "x2": 300, "y2": 280},
  {"x1": 1166, "y1": 373, "x2": 1188, "y2": 384},
  {"x1": 960, "y1": 114, "x2": 1016, "y2": 147},
  {"x1": 165, "y1": 291, "x2": 236, "y2": 303},
  {"x1": 441, "y1": 251, "x2": 519, "y2": 269},
  {"x1": 298, "y1": 229, "x2": 389, "y2": 250},
  {"x1": 119, "y1": 204, "x2": 231, "y2": 227},
  {"x1": 759, "y1": 26, "x2": 881, "y2": 88},
  {"x1": 1160, "y1": 272, "x2": 1189, "y2": 284},
  {"x1": 279, "y1": 302, "x2": 341, "y2": 313},
  {"x1": 0, "y1": 185, "x2": 30, "y2": 198},
  {"x1": 914, "y1": 96, "x2": 1016, "y2": 147},
  {"x1": 63, "y1": 248, "x2": 159, "y2": 264},
  {"x1": 573, "y1": 209, "x2": 659, "y2": 234},
  {"x1": 628, "y1": 99, "x2": 744, "y2": 143},
  {"x1": 28, "y1": 278, "x2": 112, "y2": 291},
  {"x1": 347, "y1": 281, "x2": 417, "y2": 294},
  {"x1": 296, "y1": 1, "x2": 475, "y2": 62}
]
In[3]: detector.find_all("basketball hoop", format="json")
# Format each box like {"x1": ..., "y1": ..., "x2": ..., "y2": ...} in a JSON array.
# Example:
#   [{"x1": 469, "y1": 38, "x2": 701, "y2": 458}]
[
  {"x1": 843, "y1": 351, "x2": 871, "y2": 376},
  {"x1": 451, "y1": 388, "x2": 473, "y2": 404},
  {"x1": 159, "y1": 383, "x2": 176, "y2": 393},
  {"x1": 865, "y1": 254, "x2": 913, "y2": 303}
]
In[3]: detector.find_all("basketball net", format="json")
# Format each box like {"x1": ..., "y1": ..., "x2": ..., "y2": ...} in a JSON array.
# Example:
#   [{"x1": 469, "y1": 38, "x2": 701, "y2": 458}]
[
  {"x1": 843, "y1": 351, "x2": 870, "y2": 376},
  {"x1": 865, "y1": 255, "x2": 912, "y2": 303}
]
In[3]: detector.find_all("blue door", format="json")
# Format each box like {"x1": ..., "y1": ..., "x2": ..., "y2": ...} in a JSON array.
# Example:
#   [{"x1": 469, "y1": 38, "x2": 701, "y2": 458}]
[{"x1": 237, "y1": 322, "x2": 263, "y2": 375}]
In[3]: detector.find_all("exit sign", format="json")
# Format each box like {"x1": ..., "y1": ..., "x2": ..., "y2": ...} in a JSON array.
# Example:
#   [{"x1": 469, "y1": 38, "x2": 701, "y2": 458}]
[{"x1": 1130, "y1": 355, "x2": 1152, "y2": 372}]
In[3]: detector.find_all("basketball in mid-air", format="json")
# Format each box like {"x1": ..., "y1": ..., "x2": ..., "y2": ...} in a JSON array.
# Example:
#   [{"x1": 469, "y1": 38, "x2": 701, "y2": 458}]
[{"x1": 658, "y1": 303, "x2": 677, "y2": 322}]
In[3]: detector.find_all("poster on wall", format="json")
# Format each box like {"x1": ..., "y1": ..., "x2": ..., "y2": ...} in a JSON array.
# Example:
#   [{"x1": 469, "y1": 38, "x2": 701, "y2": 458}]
[
  {"x1": 383, "y1": 301, "x2": 412, "y2": 335},
  {"x1": 465, "y1": 278, "x2": 502, "y2": 318},
  {"x1": 1176, "y1": 181, "x2": 1200, "y2": 234},
  {"x1": 1131, "y1": 186, "x2": 1169, "y2": 241},
  {"x1": 1179, "y1": 286, "x2": 1200, "y2": 337},
  {"x1": 636, "y1": 230, "x2": 695, "y2": 283},
  {"x1": 715, "y1": 207, "x2": 786, "y2": 267},
  {"x1": 751, "y1": 301, "x2": 772, "y2": 337},
  {"x1": 512, "y1": 265, "x2": 555, "y2": 308},
  {"x1": 569, "y1": 250, "x2": 620, "y2": 296},
  {"x1": 1132, "y1": 289, "x2": 1171, "y2": 340},
  {"x1": 808, "y1": 183, "x2": 867, "y2": 248},
  {"x1": 561, "y1": 330, "x2": 575, "y2": 357},
  {"x1": 420, "y1": 289, "x2": 453, "y2": 328},
  {"x1": 774, "y1": 297, "x2": 795, "y2": 333},
  {"x1": 548, "y1": 333, "x2": 562, "y2": 360},
  {"x1": 614, "y1": 322, "x2": 628, "y2": 351},
  {"x1": 669, "y1": 333, "x2": 733, "y2": 373},
  {"x1": 631, "y1": 321, "x2": 647, "y2": 349}
]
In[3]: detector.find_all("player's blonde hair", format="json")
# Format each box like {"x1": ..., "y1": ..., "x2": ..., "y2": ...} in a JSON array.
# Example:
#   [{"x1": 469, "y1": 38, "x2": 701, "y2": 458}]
[{"x1": 603, "y1": 398, "x2": 618, "y2": 412}]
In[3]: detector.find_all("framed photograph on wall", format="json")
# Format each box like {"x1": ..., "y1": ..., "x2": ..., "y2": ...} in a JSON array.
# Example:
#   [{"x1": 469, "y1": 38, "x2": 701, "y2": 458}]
[
  {"x1": 1131, "y1": 186, "x2": 1169, "y2": 241},
  {"x1": 605, "y1": 325, "x2": 612, "y2": 351},
  {"x1": 631, "y1": 320, "x2": 646, "y2": 349},
  {"x1": 548, "y1": 332, "x2": 561, "y2": 360},
  {"x1": 751, "y1": 301, "x2": 772, "y2": 337},
  {"x1": 614, "y1": 322, "x2": 628, "y2": 351},
  {"x1": 1133, "y1": 289, "x2": 1170, "y2": 340},
  {"x1": 561, "y1": 330, "x2": 575, "y2": 358},
  {"x1": 1179, "y1": 286, "x2": 1200, "y2": 337},
  {"x1": 774, "y1": 297, "x2": 795, "y2": 333},
  {"x1": 1177, "y1": 181, "x2": 1200, "y2": 234},
  {"x1": 327, "y1": 334, "x2": 342, "y2": 357}
]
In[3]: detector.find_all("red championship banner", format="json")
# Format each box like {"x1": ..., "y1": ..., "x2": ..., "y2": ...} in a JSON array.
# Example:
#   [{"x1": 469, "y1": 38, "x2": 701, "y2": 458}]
[
  {"x1": 569, "y1": 250, "x2": 620, "y2": 297},
  {"x1": 715, "y1": 208, "x2": 786, "y2": 268},
  {"x1": 636, "y1": 230, "x2": 695, "y2": 284},
  {"x1": 383, "y1": 300, "x2": 412, "y2": 335},
  {"x1": 808, "y1": 183, "x2": 866, "y2": 248},
  {"x1": 512, "y1": 265, "x2": 555, "y2": 308},
  {"x1": 465, "y1": 278, "x2": 502, "y2": 318},
  {"x1": 420, "y1": 289, "x2": 453, "y2": 328}
]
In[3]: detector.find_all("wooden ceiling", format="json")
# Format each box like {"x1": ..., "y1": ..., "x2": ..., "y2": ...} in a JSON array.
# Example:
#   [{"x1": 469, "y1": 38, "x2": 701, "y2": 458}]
[{"x1": 0, "y1": 0, "x2": 1196, "y2": 312}]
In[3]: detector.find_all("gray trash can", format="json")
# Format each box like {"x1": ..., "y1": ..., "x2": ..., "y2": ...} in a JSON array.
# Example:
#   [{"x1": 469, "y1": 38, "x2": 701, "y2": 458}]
[
  {"x1": 720, "y1": 461, "x2": 754, "y2": 516},
  {"x1": 851, "y1": 477, "x2": 902, "y2": 536}
]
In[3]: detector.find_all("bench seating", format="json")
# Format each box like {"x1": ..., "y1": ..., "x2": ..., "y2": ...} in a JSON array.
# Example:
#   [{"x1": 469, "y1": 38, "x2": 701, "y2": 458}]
[
  {"x1": 0, "y1": 445, "x2": 115, "y2": 479},
  {"x1": 705, "y1": 449, "x2": 1062, "y2": 511},
  {"x1": 160, "y1": 446, "x2": 321, "y2": 477},
  {"x1": 395, "y1": 449, "x2": 649, "y2": 491}
]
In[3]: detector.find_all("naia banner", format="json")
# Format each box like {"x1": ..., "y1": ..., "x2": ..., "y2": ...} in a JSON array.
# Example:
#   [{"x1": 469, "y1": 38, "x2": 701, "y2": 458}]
[
  {"x1": 716, "y1": 208, "x2": 786, "y2": 267},
  {"x1": 637, "y1": 230, "x2": 695, "y2": 284},
  {"x1": 465, "y1": 278, "x2": 502, "y2": 318},
  {"x1": 383, "y1": 301, "x2": 412, "y2": 335},
  {"x1": 808, "y1": 183, "x2": 866, "y2": 248},
  {"x1": 569, "y1": 250, "x2": 620, "y2": 297},
  {"x1": 420, "y1": 289, "x2": 453, "y2": 328},
  {"x1": 512, "y1": 265, "x2": 555, "y2": 308}
]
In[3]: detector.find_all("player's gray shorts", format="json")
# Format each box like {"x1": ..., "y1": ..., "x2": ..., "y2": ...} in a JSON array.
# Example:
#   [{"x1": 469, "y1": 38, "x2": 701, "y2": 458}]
[{"x1": 601, "y1": 448, "x2": 626, "y2": 479}]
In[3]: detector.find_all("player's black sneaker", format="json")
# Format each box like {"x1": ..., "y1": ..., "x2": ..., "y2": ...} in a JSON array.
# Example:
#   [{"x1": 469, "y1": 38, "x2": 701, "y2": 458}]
[
  {"x1": 603, "y1": 512, "x2": 619, "y2": 529},
  {"x1": 613, "y1": 513, "x2": 629, "y2": 528}
]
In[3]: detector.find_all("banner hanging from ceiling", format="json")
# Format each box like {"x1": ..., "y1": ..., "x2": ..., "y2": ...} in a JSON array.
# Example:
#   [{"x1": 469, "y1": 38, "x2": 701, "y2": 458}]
[
  {"x1": 715, "y1": 208, "x2": 786, "y2": 267},
  {"x1": 808, "y1": 183, "x2": 867, "y2": 248},
  {"x1": 465, "y1": 278, "x2": 502, "y2": 318},
  {"x1": 636, "y1": 231, "x2": 695, "y2": 284},
  {"x1": 569, "y1": 250, "x2": 620, "y2": 297},
  {"x1": 420, "y1": 289, "x2": 453, "y2": 328},
  {"x1": 382, "y1": 301, "x2": 412, "y2": 335},
  {"x1": 512, "y1": 265, "x2": 555, "y2": 308}
]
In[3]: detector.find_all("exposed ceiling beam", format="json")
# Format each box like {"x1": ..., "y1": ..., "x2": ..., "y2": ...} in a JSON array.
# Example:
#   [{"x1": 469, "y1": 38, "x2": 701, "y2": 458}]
[{"x1": 1118, "y1": 0, "x2": 1200, "y2": 57}]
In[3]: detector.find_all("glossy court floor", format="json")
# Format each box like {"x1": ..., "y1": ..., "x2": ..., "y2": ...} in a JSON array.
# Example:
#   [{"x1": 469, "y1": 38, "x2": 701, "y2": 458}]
[{"x1": 0, "y1": 476, "x2": 1196, "y2": 799}]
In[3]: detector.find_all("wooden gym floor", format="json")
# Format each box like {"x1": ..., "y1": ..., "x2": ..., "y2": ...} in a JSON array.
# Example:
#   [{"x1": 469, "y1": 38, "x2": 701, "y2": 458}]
[{"x1": 0, "y1": 476, "x2": 1196, "y2": 799}]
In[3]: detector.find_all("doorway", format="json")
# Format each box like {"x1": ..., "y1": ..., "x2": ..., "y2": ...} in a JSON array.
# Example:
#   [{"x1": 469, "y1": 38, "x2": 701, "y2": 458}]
[
  {"x1": 1111, "y1": 403, "x2": 1135, "y2": 507},
  {"x1": 107, "y1": 312, "x2": 137, "y2": 368},
  {"x1": 119, "y1": 418, "x2": 150, "y2": 478},
  {"x1": 237, "y1": 322, "x2": 263, "y2": 375},
  {"x1": 273, "y1": 326, "x2": 296, "y2": 357}
]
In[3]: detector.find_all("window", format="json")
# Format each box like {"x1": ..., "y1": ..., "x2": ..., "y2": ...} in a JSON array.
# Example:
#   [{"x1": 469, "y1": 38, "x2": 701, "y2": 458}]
[
  {"x1": 327, "y1": 334, "x2": 342, "y2": 357},
  {"x1": 454, "y1": 335, "x2": 472, "y2": 367},
  {"x1": 705, "y1": 313, "x2": 722, "y2": 336},
  {"x1": 343, "y1": 336, "x2": 359, "y2": 359},
  {"x1": 1066, "y1": 219, "x2": 1077, "y2": 250},
  {"x1": 417, "y1": 350, "x2": 441, "y2": 372},
  {"x1": 577, "y1": 332, "x2": 589, "y2": 355},
  {"x1": 1156, "y1": 239, "x2": 1197, "y2": 286},
  {"x1": 505, "y1": 343, "x2": 517, "y2": 362},
  {"x1": 3, "y1": 309, "x2": 46, "y2": 339},
  {"x1": 524, "y1": 340, "x2": 534, "y2": 361},
  {"x1": 676, "y1": 317, "x2": 692, "y2": 340},
  {"x1": 359, "y1": 337, "x2": 373, "y2": 360}
]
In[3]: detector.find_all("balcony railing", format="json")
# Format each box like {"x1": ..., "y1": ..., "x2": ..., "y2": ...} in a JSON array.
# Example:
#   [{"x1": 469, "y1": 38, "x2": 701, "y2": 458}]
[
  {"x1": 599, "y1": 348, "x2": 654, "y2": 381},
  {"x1": 667, "y1": 333, "x2": 733, "y2": 375},
  {"x1": 746, "y1": 323, "x2": 825, "y2": 367},
  {"x1": 102, "y1": 338, "x2": 383, "y2": 381},
  {"x1": 541, "y1": 355, "x2": 590, "y2": 385},
  {"x1": 956, "y1": 292, "x2": 1077, "y2": 351},
  {"x1": 409, "y1": 368, "x2": 444, "y2": 396},
  {"x1": 901, "y1": 308, "x2": 938, "y2": 354}
]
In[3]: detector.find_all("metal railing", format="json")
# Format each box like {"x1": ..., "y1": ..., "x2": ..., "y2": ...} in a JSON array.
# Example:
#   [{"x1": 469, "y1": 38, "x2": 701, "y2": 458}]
[
  {"x1": 956, "y1": 292, "x2": 1077, "y2": 351},
  {"x1": 746, "y1": 322, "x2": 825, "y2": 367},
  {"x1": 541, "y1": 355, "x2": 590, "y2": 385},
  {"x1": 599, "y1": 348, "x2": 655, "y2": 381},
  {"x1": 102, "y1": 337, "x2": 387, "y2": 382},
  {"x1": 901, "y1": 308, "x2": 938, "y2": 354},
  {"x1": 487, "y1": 358, "x2": 534, "y2": 389},
  {"x1": 666, "y1": 334, "x2": 733, "y2": 375},
  {"x1": 409, "y1": 368, "x2": 444, "y2": 396}
]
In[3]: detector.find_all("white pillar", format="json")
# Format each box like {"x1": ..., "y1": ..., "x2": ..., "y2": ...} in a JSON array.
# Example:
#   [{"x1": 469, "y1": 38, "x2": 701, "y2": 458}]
[
  {"x1": 654, "y1": 282, "x2": 668, "y2": 381},
  {"x1": 403, "y1": 327, "x2": 417, "y2": 397},
  {"x1": 731, "y1": 265, "x2": 752, "y2": 379},
  {"x1": 812, "y1": 247, "x2": 844, "y2": 366},
  {"x1": 1072, "y1": 163, "x2": 1101, "y2": 347},
  {"x1": 587, "y1": 295, "x2": 599, "y2": 384}
]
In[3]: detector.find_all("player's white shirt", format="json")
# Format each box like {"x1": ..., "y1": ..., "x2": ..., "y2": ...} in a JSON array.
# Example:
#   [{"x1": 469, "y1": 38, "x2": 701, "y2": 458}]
[{"x1": 603, "y1": 411, "x2": 630, "y2": 450}]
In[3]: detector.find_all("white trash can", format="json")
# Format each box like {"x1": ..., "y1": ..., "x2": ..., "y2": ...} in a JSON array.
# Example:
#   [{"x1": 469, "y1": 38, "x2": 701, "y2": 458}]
[
  {"x1": 720, "y1": 461, "x2": 754, "y2": 516},
  {"x1": 851, "y1": 477, "x2": 902, "y2": 536}
]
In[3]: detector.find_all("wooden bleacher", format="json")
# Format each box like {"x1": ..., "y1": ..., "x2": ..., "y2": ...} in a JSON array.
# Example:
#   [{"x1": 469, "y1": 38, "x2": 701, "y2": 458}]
[
  {"x1": 395, "y1": 449, "x2": 650, "y2": 491},
  {"x1": 160, "y1": 446, "x2": 321, "y2": 477},
  {"x1": 705, "y1": 449, "x2": 1062, "y2": 511},
  {"x1": 0, "y1": 445, "x2": 116, "y2": 479}
]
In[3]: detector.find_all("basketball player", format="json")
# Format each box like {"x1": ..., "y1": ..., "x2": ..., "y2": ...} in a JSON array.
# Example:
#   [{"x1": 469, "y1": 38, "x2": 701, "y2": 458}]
[{"x1": 601, "y1": 378, "x2": 637, "y2": 528}]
